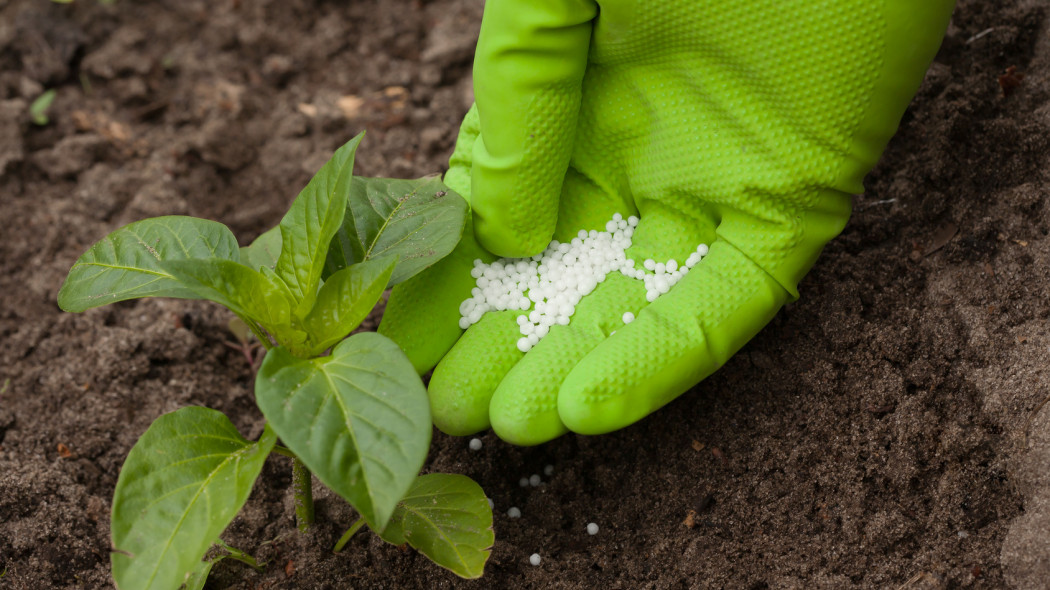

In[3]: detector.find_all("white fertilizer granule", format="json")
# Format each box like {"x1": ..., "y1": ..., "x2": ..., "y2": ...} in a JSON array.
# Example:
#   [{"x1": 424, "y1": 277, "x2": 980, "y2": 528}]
[
  {"x1": 529, "y1": 553, "x2": 542, "y2": 566},
  {"x1": 459, "y1": 214, "x2": 708, "y2": 352}
]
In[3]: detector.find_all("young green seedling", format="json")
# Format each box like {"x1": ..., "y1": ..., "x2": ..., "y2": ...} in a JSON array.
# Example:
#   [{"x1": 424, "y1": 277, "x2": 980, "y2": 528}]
[
  {"x1": 29, "y1": 89, "x2": 56, "y2": 126},
  {"x1": 58, "y1": 133, "x2": 494, "y2": 588}
]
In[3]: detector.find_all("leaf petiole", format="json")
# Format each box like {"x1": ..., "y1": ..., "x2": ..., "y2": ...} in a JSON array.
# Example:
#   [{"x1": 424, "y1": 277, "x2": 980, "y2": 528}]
[
  {"x1": 333, "y1": 518, "x2": 367, "y2": 553},
  {"x1": 215, "y1": 539, "x2": 265, "y2": 572},
  {"x1": 271, "y1": 444, "x2": 297, "y2": 459}
]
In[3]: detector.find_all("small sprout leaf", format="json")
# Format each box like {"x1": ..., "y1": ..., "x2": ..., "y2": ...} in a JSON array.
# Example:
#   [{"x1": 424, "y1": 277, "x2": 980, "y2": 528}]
[
  {"x1": 325, "y1": 176, "x2": 467, "y2": 286},
  {"x1": 58, "y1": 216, "x2": 241, "y2": 313},
  {"x1": 110, "y1": 408, "x2": 276, "y2": 590},
  {"x1": 275, "y1": 133, "x2": 363, "y2": 317},
  {"x1": 378, "y1": 474, "x2": 494, "y2": 579},
  {"x1": 300, "y1": 255, "x2": 397, "y2": 356},
  {"x1": 30, "y1": 89, "x2": 56, "y2": 125},
  {"x1": 255, "y1": 332, "x2": 430, "y2": 531}
]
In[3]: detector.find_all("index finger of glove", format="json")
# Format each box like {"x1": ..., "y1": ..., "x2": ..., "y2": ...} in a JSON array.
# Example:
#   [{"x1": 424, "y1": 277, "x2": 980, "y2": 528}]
[{"x1": 470, "y1": 0, "x2": 597, "y2": 257}]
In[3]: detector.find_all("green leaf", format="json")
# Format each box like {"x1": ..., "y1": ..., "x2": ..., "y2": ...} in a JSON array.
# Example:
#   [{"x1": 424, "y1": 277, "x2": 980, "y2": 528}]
[
  {"x1": 255, "y1": 332, "x2": 431, "y2": 530},
  {"x1": 325, "y1": 176, "x2": 468, "y2": 286},
  {"x1": 30, "y1": 89, "x2": 56, "y2": 125},
  {"x1": 161, "y1": 259, "x2": 289, "y2": 327},
  {"x1": 160, "y1": 258, "x2": 306, "y2": 347},
  {"x1": 275, "y1": 134, "x2": 364, "y2": 317},
  {"x1": 181, "y1": 558, "x2": 218, "y2": 590},
  {"x1": 58, "y1": 216, "x2": 240, "y2": 313},
  {"x1": 378, "y1": 474, "x2": 494, "y2": 579},
  {"x1": 111, "y1": 408, "x2": 276, "y2": 590},
  {"x1": 240, "y1": 226, "x2": 282, "y2": 271},
  {"x1": 259, "y1": 265, "x2": 297, "y2": 306},
  {"x1": 300, "y1": 256, "x2": 397, "y2": 356}
]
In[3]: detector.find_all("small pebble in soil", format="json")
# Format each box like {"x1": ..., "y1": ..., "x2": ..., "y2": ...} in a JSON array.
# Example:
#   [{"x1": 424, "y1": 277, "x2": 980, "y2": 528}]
[
  {"x1": 529, "y1": 474, "x2": 541, "y2": 487},
  {"x1": 544, "y1": 464, "x2": 554, "y2": 476},
  {"x1": 587, "y1": 522, "x2": 599, "y2": 535},
  {"x1": 507, "y1": 507, "x2": 521, "y2": 518},
  {"x1": 529, "y1": 553, "x2": 542, "y2": 566},
  {"x1": 469, "y1": 438, "x2": 482, "y2": 451}
]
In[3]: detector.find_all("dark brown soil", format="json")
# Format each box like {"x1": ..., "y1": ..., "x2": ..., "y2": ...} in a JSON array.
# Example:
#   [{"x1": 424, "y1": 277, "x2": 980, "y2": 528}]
[{"x1": 2, "y1": 0, "x2": 1049, "y2": 588}]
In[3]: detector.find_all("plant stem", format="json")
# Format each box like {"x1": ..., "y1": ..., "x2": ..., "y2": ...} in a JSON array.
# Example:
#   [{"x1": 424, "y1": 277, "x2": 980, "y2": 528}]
[
  {"x1": 292, "y1": 457, "x2": 314, "y2": 532},
  {"x1": 333, "y1": 518, "x2": 366, "y2": 553}
]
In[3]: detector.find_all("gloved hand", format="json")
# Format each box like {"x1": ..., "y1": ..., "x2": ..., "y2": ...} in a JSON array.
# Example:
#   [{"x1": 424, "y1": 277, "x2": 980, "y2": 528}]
[{"x1": 381, "y1": 0, "x2": 955, "y2": 445}]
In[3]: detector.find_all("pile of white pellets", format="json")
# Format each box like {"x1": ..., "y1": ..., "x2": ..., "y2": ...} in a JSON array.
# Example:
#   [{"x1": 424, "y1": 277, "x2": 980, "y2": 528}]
[{"x1": 458, "y1": 214, "x2": 709, "y2": 352}]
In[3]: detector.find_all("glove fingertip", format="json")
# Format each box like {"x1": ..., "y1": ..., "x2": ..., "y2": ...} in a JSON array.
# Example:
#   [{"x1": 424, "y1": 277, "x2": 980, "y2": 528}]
[{"x1": 430, "y1": 389, "x2": 491, "y2": 437}]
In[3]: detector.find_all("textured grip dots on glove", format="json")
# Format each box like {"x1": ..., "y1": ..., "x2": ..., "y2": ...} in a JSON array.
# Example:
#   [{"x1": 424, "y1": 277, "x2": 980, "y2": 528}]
[
  {"x1": 583, "y1": 0, "x2": 881, "y2": 289},
  {"x1": 556, "y1": 240, "x2": 789, "y2": 435}
]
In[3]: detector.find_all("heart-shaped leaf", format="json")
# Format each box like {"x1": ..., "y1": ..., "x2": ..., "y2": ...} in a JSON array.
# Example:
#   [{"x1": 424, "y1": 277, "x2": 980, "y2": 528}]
[
  {"x1": 275, "y1": 133, "x2": 363, "y2": 317},
  {"x1": 111, "y1": 408, "x2": 275, "y2": 590},
  {"x1": 255, "y1": 332, "x2": 430, "y2": 530},
  {"x1": 378, "y1": 474, "x2": 494, "y2": 579},
  {"x1": 58, "y1": 216, "x2": 240, "y2": 313},
  {"x1": 300, "y1": 256, "x2": 397, "y2": 356},
  {"x1": 325, "y1": 176, "x2": 468, "y2": 286}
]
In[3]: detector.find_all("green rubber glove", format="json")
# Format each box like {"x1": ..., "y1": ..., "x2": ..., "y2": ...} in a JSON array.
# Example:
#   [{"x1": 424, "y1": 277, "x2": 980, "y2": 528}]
[{"x1": 381, "y1": 0, "x2": 955, "y2": 445}]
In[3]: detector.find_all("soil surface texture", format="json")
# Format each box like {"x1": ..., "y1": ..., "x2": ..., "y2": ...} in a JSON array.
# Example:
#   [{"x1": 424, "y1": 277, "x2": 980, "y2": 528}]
[{"x1": 2, "y1": 0, "x2": 1050, "y2": 588}]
